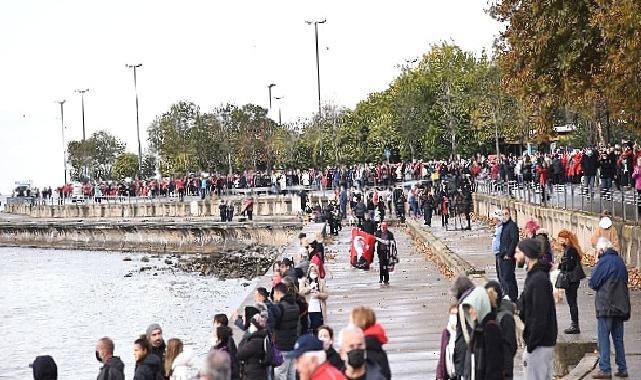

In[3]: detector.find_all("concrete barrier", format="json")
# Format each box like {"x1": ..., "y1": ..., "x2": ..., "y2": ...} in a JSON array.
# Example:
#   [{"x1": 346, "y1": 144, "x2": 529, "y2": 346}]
[
  {"x1": 3, "y1": 194, "x2": 313, "y2": 219},
  {"x1": 0, "y1": 220, "x2": 302, "y2": 254},
  {"x1": 474, "y1": 193, "x2": 641, "y2": 269}
]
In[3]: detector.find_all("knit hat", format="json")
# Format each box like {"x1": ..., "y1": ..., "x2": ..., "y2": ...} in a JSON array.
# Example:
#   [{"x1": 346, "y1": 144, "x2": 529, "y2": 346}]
[
  {"x1": 461, "y1": 287, "x2": 491, "y2": 327},
  {"x1": 517, "y1": 238, "x2": 541, "y2": 259},
  {"x1": 146, "y1": 323, "x2": 162, "y2": 339}
]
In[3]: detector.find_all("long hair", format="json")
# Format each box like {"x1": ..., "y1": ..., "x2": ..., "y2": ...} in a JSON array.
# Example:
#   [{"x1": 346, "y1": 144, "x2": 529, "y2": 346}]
[
  {"x1": 164, "y1": 338, "x2": 183, "y2": 377},
  {"x1": 558, "y1": 229, "x2": 583, "y2": 258}
]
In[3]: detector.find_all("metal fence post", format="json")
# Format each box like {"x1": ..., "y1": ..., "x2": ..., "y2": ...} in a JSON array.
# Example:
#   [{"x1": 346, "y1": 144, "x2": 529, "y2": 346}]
[
  {"x1": 622, "y1": 187, "x2": 626, "y2": 222},
  {"x1": 571, "y1": 183, "x2": 574, "y2": 210}
]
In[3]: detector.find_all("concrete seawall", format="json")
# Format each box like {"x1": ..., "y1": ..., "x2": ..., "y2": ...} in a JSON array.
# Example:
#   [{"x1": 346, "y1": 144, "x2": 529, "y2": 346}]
[
  {"x1": 0, "y1": 219, "x2": 302, "y2": 254},
  {"x1": 474, "y1": 193, "x2": 641, "y2": 269}
]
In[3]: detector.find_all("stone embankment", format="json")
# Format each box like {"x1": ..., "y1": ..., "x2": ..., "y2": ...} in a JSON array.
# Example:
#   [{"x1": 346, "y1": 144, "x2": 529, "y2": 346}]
[{"x1": 0, "y1": 218, "x2": 302, "y2": 254}]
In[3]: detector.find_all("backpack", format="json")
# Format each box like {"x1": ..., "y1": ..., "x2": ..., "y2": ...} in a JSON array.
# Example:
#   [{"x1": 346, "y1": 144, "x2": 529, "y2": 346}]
[{"x1": 261, "y1": 334, "x2": 283, "y2": 367}]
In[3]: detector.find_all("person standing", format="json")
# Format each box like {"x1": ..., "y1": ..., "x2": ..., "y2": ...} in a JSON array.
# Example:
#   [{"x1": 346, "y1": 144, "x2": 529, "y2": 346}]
[
  {"x1": 632, "y1": 156, "x2": 641, "y2": 215},
  {"x1": 299, "y1": 263, "x2": 329, "y2": 334},
  {"x1": 374, "y1": 222, "x2": 395, "y2": 286},
  {"x1": 339, "y1": 327, "x2": 386, "y2": 380},
  {"x1": 590, "y1": 213, "x2": 620, "y2": 254},
  {"x1": 557, "y1": 230, "x2": 586, "y2": 334},
  {"x1": 515, "y1": 238, "x2": 557, "y2": 380},
  {"x1": 318, "y1": 325, "x2": 344, "y2": 372},
  {"x1": 133, "y1": 337, "x2": 163, "y2": 380},
  {"x1": 485, "y1": 281, "x2": 517, "y2": 380},
  {"x1": 146, "y1": 323, "x2": 166, "y2": 378},
  {"x1": 589, "y1": 238, "x2": 630, "y2": 379},
  {"x1": 422, "y1": 191, "x2": 435, "y2": 227},
  {"x1": 499, "y1": 207, "x2": 519, "y2": 302},
  {"x1": 491, "y1": 210, "x2": 503, "y2": 282},
  {"x1": 96, "y1": 337, "x2": 125, "y2": 380},
  {"x1": 272, "y1": 283, "x2": 301, "y2": 380}
]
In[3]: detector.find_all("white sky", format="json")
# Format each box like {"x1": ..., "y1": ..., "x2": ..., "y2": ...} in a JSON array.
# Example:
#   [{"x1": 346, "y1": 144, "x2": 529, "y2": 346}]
[{"x1": 0, "y1": 0, "x2": 500, "y2": 194}]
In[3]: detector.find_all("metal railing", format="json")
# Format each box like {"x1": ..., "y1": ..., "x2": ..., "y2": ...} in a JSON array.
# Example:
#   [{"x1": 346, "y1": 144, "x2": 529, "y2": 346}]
[{"x1": 475, "y1": 179, "x2": 640, "y2": 224}]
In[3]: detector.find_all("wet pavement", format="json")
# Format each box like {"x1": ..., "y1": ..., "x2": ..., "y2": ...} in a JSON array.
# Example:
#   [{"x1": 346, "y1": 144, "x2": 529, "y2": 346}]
[{"x1": 323, "y1": 225, "x2": 455, "y2": 380}]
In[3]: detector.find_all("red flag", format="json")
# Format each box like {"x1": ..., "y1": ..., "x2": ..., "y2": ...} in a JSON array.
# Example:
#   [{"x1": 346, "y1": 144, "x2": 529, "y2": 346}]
[{"x1": 351, "y1": 228, "x2": 376, "y2": 265}]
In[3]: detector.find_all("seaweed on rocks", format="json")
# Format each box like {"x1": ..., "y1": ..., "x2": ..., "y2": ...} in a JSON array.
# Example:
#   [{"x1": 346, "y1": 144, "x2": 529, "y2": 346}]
[{"x1": 173, "y1": 245, "x2": 280, "y2": 280}]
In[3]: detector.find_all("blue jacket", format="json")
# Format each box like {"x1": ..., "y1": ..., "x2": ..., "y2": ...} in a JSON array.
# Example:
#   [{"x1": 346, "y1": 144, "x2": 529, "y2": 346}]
[
  {"x1": 492, "y1": 224, "x2": 503, "y2": 256},
  {"x1": 588, "y1": 248, "x2": 631, "y2": 320}
]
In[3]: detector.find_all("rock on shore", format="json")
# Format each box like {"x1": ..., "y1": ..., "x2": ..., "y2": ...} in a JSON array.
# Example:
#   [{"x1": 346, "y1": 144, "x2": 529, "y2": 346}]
[{"x1": 172, "y1": 245, "x2": 280, "y2": 280}]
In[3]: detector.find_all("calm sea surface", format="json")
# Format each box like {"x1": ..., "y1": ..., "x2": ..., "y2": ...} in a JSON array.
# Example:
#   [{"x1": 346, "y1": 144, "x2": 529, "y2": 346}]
[{"x1": 0, "y1": 247, "x2": 253, "y2": 379}]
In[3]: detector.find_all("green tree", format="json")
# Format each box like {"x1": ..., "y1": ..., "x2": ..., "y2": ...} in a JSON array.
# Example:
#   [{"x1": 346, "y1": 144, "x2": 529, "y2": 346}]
[{"x1": 113, "y1": 153, "x2": 139, "y2": 180}]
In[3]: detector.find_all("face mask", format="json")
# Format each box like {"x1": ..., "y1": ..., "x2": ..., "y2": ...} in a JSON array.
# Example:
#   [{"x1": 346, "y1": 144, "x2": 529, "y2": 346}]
[
  {"x1": 95, "y1": 351, "x2": 102, "y2": 363},
  {"x1": 347, "y1": 349, "x2": 366, "y2": 369},
  {"x1": 448, "y1": 314, "x2": 457, "y2": 328},
  {"x1": 319, "y1": 338, "x2": 331, "y2": 351},
  {"x1": 249, "y1": 324, "x2": 258, "y2": 334}
]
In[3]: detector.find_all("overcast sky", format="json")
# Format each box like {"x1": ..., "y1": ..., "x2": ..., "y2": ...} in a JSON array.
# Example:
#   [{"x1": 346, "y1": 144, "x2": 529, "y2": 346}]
[{"x1": 0, "y1": 0, "x2": 500, "y2": 194}]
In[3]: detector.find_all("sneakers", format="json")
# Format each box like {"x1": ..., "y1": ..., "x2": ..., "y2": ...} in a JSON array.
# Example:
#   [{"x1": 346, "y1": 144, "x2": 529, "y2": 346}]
[
  {"x1": 564, "y1": 325, "x2": 581, "y2": 334},
  {"x1": 592, "y1": 371, "x2": 612, "y2": 379},
  {"x1": 614, "y1": 370, "x2": 628, "y2": 378}
]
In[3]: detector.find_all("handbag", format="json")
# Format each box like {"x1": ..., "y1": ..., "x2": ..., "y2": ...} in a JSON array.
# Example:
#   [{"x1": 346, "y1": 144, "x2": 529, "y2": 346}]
[
  {"x1": 569, "y1": 263, "x2": 586, "y2": 282},
  {"x1": 555, "y1": 271, "x2": 570, "y2": 289}
]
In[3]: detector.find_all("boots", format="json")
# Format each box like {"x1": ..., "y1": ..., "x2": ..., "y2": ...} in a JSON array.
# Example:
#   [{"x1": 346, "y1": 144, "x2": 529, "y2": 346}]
[{"x1": 564, "y1": 323, "x2": 581, "y2": 334}]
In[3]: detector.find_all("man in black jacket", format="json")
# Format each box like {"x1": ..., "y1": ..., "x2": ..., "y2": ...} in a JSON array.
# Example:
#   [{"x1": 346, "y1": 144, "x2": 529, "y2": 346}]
[
  {"x1": 375, "y1": 222, "x2": 395, "y2": 285},
  {"x1": 485, "y1": 281, "x2": 517, "y2": 379},
  {"x1": 499, "y1": 207, "x2": 519, "y2": 302},
  {"x1": 272, "y1": 283, "x2": 300, "y2": 380},
  {"x1": 581, "y1": 148, "x2": 599, "y2": 196},
  {"x1": 95, "y1": 337, "x2": 125, "y2": 380},
  {"x1": 516, "y1": 238, "x2": 557, "y2": 380},
  {"x1": 146, "y1": 323, "x2": 166, "y2": 379}
]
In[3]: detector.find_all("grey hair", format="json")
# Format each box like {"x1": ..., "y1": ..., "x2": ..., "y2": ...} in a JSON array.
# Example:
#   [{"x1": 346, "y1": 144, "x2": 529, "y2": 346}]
[
  {"x1": 200, "y1": 349, "x2": 231, "y2": 380},
  {"x1": 338, "y1": 325, "x2": 364, "y2": 348},
  {"x1": 300, "y1": 350, "x2": 327, "y2": 364},
  {"x1": 596, "y1": 237, "x2": 613, "y2": 253}
]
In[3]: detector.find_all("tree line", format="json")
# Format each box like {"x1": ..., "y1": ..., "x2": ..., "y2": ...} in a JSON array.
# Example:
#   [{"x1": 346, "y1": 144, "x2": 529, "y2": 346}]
[{"x1": 66, "y1": 1, "x2": 641, "y2": 180}]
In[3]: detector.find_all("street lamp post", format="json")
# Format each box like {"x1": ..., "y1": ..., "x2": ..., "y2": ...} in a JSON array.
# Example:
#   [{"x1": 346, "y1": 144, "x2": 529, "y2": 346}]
[
  {"x1": 75, "y1": 89, "x2": 89, "y2": 140},
  {"x1": 306, "y1": 19, "x2": 326, "y2": 167},
  {"x1": 268, "y1": 83, "x2": 276, "y2": 109},
  {"x1": 126, "y1": 63, "x2": 143, "y2": 175},
  {"x1": 274, "y1": 96, "x2": 285, "y2": 125},
  {"x1": 55, "y1": 100, "x2": 68, "y2": 185}
]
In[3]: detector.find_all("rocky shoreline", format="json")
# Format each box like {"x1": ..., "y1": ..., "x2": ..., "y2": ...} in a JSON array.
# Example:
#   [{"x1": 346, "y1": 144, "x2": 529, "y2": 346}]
[{"x1": 124, "y1": 244, "x2": 281, "y2": 280}]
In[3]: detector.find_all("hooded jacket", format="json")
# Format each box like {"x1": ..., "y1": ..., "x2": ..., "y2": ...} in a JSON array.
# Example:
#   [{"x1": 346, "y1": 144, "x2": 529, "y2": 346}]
[
  {"x1": 134, "y1": 353, "x2": 162, "y2": 380},
  {"x1": 363, "y1": 324, "x2": 391, "y2": 380},
  {"x1": 97, "y1": 356, "x2": 125, "y2": 380},
  {"x1": 236, "y1": 329, "x2": 269, "y2": 380},
  {"x1": 499, "y1": 219, "x2": 518, "y2": 259},
  {"x1": 150, "y1": 340, "x2": 166, "y2": 378},
  {"x1": 518, "y1": 261, "x2": 557, "y2": 353},
  {"x1": 588, "y1": 248, "x2": 631, "y2": 320}
]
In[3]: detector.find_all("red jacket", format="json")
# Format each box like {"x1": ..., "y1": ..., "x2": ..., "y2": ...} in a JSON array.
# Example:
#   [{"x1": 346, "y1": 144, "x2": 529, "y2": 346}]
[{"x1": 312, "y1": 362, "x2": 346, "y2": 380}]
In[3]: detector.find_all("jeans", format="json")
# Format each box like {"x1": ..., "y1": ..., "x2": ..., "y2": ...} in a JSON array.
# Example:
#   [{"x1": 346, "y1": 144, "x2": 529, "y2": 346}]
[
  {"x1": 273, "y1": 351, "x2": 296, "y2": 380},
  {"x1": 308, "y1": 312, "x2": 324, "y2": 334},
  {"x1": 499, "y1": 258, "x2": 518, "y2": 302},
  {"x1": 597, "y1": 317, "x2": 627, "y2": 373},
  {"x1": 379, "y1": 260, "x2": 389, "y2": 284},
  {"x1": 565, "y1": 281, "x2": 579, "y2": 326}
]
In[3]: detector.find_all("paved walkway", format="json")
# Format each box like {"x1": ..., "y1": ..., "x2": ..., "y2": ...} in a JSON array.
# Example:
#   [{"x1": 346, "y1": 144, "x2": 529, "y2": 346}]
[
  {"x1": 323, "y1": 225, "x2": 454, "y2": 380},
  {"x1": 415, "y1": 216, "x2": 641, "y2": 378}
]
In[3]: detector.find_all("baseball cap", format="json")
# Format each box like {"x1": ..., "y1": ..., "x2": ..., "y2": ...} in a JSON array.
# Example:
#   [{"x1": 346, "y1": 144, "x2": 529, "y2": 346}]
[{"x1": 285, "y1": 334, "x2": 324, "y2": 359}]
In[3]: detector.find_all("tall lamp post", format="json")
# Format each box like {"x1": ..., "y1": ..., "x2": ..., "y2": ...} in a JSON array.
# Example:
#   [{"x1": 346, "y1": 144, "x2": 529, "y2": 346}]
[
  {"x1": 305, "y1": 19, "x2": 326, "y2": 166},
  {"x1": 126, "y1": 63, "x2": 143, "y2": 175},
  {"x1": 55, "y1": 100, "x2": 68, "y2": 185},
  {"x1": 75, "y1": 88, "x2": 89, "y2": 140},
  {"x1": 267, "y1": 83, "x2": 276, "y2": 109},
  {"x1": 274, "y1": 96, "x2": 284, "y2": 125}
]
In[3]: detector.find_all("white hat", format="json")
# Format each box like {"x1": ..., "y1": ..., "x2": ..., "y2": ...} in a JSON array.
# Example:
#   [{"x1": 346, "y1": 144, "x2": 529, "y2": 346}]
[
  {"x1": 599, "y1": 217, "x2": 612, "y2": 229},
  {"x1": 492, "y1": 210, "x2": 503, "y2": 219}
]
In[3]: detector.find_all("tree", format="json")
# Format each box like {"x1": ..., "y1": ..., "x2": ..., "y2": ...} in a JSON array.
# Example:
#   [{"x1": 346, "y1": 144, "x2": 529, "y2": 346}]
[
  {"x1": 113, "y1": 153, "x2": 139, "y2": 180},
  {"x1": 66, "y1": 130, "x2": 125, "y2": 181}
]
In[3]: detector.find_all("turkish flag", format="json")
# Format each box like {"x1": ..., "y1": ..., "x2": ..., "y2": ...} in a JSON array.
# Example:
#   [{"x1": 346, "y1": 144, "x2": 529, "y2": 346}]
[{"x1": 351, "y1": 228, "x2": 376, "y2": 265}]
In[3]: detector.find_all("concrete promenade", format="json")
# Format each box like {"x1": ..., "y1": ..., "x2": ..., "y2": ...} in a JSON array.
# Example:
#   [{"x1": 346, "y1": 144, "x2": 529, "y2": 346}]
[
  {"x1": 412, "y1": 217, "x2": 641, "y2": 378},
  {"x1": 323, "y1": 225, "x2": 455, "y2": 380}
]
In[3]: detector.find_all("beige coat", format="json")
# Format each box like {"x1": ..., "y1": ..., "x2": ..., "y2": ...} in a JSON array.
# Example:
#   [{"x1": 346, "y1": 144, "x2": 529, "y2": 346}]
[
  {"x1": 590, "y1": 227, "x2": 620, "y2": 251},
  {"x1": 298, "y1": 277, "x2": 329, "y2": 320}
]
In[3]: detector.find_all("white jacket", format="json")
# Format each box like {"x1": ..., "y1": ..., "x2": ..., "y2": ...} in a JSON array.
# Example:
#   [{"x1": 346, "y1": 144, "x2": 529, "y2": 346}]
[{"x1": 171, "y1": 350, "x2": 197, "y2": 380}]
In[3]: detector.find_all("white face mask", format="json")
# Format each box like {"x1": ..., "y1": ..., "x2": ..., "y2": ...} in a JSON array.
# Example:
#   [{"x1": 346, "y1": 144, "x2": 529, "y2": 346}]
[
  {"x1": 249, "y1": 324, "x2": 258, "y2": 333},
  {"x1": 448, "y1": 315, "x2": 457, "y2": 331}
]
